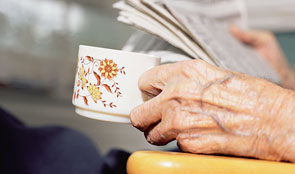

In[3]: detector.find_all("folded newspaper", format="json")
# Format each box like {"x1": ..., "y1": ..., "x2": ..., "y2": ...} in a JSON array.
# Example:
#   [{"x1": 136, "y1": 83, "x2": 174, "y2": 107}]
[{"x1": 113, "y1": 0, "x2": 280, "y2": 84}]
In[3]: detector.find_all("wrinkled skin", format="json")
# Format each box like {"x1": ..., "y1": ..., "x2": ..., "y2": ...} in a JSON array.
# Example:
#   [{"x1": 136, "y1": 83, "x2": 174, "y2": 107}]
[
  {"x1": 130, "y1": 27, "x2": 295, "y2": 162},
  {"x1": 131, "y1": 60, "x2": 295, "y2": 162}
]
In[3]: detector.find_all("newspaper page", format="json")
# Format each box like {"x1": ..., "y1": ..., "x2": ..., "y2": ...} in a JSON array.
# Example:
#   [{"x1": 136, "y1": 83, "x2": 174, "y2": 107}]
[
  {"x1": 122, "y1": 30, "x2": 192, "y2": 64},
  {"x1": 114, "y1": 1, "x2": 199, "y2": 59},
  {"x1": 144, "y1": 0, "x2": 244, "y2": 26},
  {"x1": 141, "y1": 0, "x2": 187, "y2": 31},
  {"x1": 165, "y1": 0, "x2": 280, "y2": 83},
  {"x1": 114, "y1": 0, "x2": 215, "y2": 65}
]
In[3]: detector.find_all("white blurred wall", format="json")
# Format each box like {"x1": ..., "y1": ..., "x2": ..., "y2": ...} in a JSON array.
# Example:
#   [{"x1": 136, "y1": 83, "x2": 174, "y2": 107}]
[{"x1": 0, "y1": 0, "x2": 135, "y2": 99}]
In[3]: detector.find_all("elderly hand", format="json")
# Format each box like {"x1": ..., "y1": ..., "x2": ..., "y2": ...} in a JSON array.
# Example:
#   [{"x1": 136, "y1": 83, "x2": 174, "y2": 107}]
[
  {"x1": 230, "y1": 25, "x2": 295, "y2": 89},
  {"x1": 130, "y1": 60, "x2": 295, "y2": 162}
]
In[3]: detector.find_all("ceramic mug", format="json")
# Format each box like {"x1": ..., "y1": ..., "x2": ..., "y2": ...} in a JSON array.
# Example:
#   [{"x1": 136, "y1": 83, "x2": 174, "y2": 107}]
[{"x1": 72, "y1": 45, "x2": 161, "y2": 123}]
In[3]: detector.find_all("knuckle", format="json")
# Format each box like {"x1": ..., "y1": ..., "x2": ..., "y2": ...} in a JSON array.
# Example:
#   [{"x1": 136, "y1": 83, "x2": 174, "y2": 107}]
[
  {"x1": 177, "y1": 138, "x2": 190, "y2": 152},
  {"x1": 192, "y1": 59, "x2": 206, "y2": 67},
  {"x1": 178, "y1": 59, "x2": 204, "y2": 71},
  {"x1": 130, "y1": 107, "x2": 144, "y2": 131},
  {"x1": 164, "y1": 100, "x2": 185, "y2": 132},
  {"x1": 146, "y1": 127, "x2": 170, "y2": 146},
  {"x1": 171, "y1": 118, "x2": 179, "y2": 130},
  {"x1": 138, "y1": 73, "x2": 148, "y2": 91},
  {"x1": 161, "y1": 87, "x2": 175, "y2": 101},
  {"x1": 177, "y1": 137, "x2": 203, "y2": 154},
  {"x1": 180, "y1": 66, "x2": 195, "y2": 79},
  {"x1": 138, "y1": 67, "x2": 159, "y2": 91},
  {"x1": 165, "y1": 98, "x2": 180, "y2": 112},
  {"x1": 176, "y1": 59, "x2": 200, "y2": 69},
  {"x1": 194, "y1": 59, "x2": 205, "y2": 64},
  {"x1": 171, "y1": 112, "x2": 183, "y2": 131},
  {"x1": 172, "y1": 85, "x2": 182, "y2": 98},
  {"x1": 146, "y1": 128, "x2": 161, "y2": 145}
]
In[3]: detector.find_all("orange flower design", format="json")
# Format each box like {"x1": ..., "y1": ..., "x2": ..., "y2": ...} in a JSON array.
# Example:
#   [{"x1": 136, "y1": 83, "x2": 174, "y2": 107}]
[
  {"x1": 99, "y1": 59, "x2": 118, "y2": 79},
  {"x1": 75, "y1": 56, "x2": 126, "y2": 108}
]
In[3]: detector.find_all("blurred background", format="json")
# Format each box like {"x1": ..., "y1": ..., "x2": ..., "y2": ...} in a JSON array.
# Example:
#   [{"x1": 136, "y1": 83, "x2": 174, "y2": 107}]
[
  {"x1": 0, "y1": 0, "x2": 169, "y2": 154},
  {"x1": 0, "y1": 0, "x2": 294, "y2": 154}
]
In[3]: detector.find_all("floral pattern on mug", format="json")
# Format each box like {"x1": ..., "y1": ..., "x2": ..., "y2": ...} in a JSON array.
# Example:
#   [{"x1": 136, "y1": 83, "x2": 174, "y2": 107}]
[
  {"x1": 87, "y1": 84, "x2": 102, "y2": 103},
  {"x1": 73, "y1": 56, "x2": 126, "y2": 108},
  {"x1": 99, "y1": 59, "x2": 118, "y2": 79},
  {"x1": 77, "y1": 67, "x2": 88, "y2": 89}
]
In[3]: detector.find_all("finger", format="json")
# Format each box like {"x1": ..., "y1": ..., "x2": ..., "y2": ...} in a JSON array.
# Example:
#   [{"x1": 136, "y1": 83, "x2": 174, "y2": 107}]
[
  {"x1": 141, "y1": 95, "x2": 254, "y2": 146},
  {"x1": 130, "y1": 94, "x2": 163, "y2": 131},
  {"x1": 138, "y1": 60, "x2": 228, "y2": 97},
  {"x1": 177, "y1": 132, "x2": 278, "y2": 160},
  {"x1": 144, "y1": 121, "x2": 176, "y2": 146},
  {"x1": 180, "y1": 101, "x2": 257, "y2": 132},
  {"x1": 145, "y1": 109, "x2": 218, "y2": 146},
  {"x1": 138, "y1": 63, "x2": 174, "y2": 97},
  {"x1": 230, "y1": 25, "x2": 262, "y2": 46},
  {"x1": 145, "y1": 102, "x2": 218, "y2": 145},
  {"x1": 177, "y1": 132, "x2": 233, "y2": 155}
]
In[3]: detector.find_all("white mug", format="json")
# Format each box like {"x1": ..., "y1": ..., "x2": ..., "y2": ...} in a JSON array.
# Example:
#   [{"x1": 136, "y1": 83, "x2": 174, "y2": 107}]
[{"x1": 72, "y1": 45, "x2": 161, "y2": 123}]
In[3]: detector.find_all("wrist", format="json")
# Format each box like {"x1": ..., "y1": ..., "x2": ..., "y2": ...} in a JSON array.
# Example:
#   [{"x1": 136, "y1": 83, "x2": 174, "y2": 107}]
[
  {"x1": 249, "y1": 78, "x2": 295, "y2": 161},
  {"x1": 266, "y1": 88, "x2": 295, "y2": 162},
  {"x1": 276, "y1": 90, "x2": 295, "y2": 162}
]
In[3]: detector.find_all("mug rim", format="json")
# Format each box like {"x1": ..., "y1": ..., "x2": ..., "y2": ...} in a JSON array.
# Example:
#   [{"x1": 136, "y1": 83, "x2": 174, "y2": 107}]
[
  {"x1": 73, "y1": 104, "x2": 130, "y2": 118},
  {"x1": 79, "y1": 45, "x2": 161, "y2": 60}
]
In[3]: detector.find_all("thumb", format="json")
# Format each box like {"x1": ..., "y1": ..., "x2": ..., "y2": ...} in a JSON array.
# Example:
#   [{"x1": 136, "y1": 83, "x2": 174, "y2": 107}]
[{"x1": 230, "y1": 25, "x2": 264, "y2": 47}]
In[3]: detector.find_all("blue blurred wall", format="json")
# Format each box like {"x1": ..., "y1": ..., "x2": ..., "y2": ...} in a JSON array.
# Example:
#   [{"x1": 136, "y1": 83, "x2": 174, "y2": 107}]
[{"x1": 276, "y1": 32, "x2": 295, "y2": 66}]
